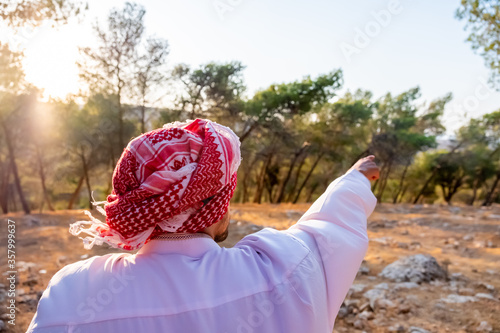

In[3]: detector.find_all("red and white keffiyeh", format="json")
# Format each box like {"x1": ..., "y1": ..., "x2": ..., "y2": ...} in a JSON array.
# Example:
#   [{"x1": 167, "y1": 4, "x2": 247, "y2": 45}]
[{"x1": 69, "y1": 119, "x2": 241, "y2": 251}]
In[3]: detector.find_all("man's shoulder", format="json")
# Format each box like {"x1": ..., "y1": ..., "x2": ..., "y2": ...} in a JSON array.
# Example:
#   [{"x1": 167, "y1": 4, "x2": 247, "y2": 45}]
[
  {"x1": 234, "y1": 227, "x2": 313, "y2": 271},
  {"x1": 47, "y1": 252, "x2": 130, "y2": 288}
]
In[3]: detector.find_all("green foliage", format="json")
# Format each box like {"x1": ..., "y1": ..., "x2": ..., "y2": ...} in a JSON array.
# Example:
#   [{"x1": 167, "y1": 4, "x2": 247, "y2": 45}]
[{"x1": 457, "y1": 0, "x2": 500, "y2": 86}]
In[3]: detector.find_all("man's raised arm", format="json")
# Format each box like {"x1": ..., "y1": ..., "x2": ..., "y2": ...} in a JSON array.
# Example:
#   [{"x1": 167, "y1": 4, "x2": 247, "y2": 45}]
[{"x1": 287, "y1": 156, "x2": 379, "y2": 324}]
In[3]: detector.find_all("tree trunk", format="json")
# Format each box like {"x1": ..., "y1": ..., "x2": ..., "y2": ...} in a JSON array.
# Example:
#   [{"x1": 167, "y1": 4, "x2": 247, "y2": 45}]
[
  {"x1": 376, "y1": 160, "x2": 393, "y2": 202},
  {"x1": 413, "y1": 166, "x2": 439, "y2": 204},
  {"x1": 0, "y1": 162, "x2": 10, "y2": 214},
  {"x1": 253, "y1": 154, "x2": 273, "y2": 204},
  {"x1": 398, "y1": 184, "x2": 408, "y2": 204},
  {"x1": 468, "y1": 177, "x2": 480, "y2": 206},
  {"x1": 393, "y1": 161, "x2": 410, "y2": 204},
  {"x1": 293, "y1": 152, "x2": 324, "y2": 204},
  {"x1": 2, "y1": 121, "x2": 30, "y2": 214},
  {"x1": 67, "y1": 174, "x2": 85, "y2": 209},
  {"x1": 275, "y1": 146, "x2": 308, "y2": 203},
  {"x1": 286, "y1": 153, "x2": 308, "y2": 202},
  {"x1": 117, "y1": 89, "x2": 125, "y2": 149},
  {"x1": 35, "y1": 145, "x2": 54, "y2": 211},
  {"x1": 80, "y1": 148, "x2": 93, "y2": 209},
  {"x1": 140, "y1": 103, "x2": 146, "y2": 133},
  {"x1": 482, "y1": 171, "x2": 500, "y2": 206}
]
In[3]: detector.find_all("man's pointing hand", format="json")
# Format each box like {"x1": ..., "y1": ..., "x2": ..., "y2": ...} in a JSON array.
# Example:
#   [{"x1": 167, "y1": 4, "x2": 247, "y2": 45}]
[{"x1": 350, "y1": 155, "x2": 380, "y2": 181}]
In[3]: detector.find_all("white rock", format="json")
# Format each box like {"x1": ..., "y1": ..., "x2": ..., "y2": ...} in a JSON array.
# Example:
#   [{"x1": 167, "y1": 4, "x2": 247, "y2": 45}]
[
  {"x1": 363, "y1": 288, "x2": 386, "y2": 310},
  {"x1": 475, "y1": 293, "x2": 497, "y2": 301},
  {"x1": 440, "y1": 294, "x2": 477, "y2": 303},
  {"x1": 476, "y1": 321, "x2": 492, "y2": 332},
  {"x1": 394, "y1": 282, "x2": 419, "y2": 290},
  {"x1": 410, "y1": 327, "x2": 431, "y2": 333},
  {"x1": 349, "y1": 284, "x2": 367, "y2": 294},
  {"x1": 379, "y1": 254, "x2": 447, "y2": 283},
  {"x1": 374, "y1": 283, "x2": 389, "y2": 290}
]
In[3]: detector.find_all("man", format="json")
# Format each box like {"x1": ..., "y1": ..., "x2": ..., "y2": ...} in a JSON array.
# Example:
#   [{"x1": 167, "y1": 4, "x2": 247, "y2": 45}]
[{"x1": 28, "y1": 118, "x2": 379, "y2": 333}]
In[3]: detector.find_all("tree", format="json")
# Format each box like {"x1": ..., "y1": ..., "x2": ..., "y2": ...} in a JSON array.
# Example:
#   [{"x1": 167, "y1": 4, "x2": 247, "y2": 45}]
[
  {"x1": 133, "y1": 37, "x2": 170, "y2": 133},
  {"x1": 241, "y1": 70, "x2": 343, "y2": 142},
  {"x1": 0, "y1": 43, "x2": 33, "y2": 214},
  {"x1": 1, "y1": 0, "x2": 86, "y2": 27},
  {"x1": 172, "y1": 61, "x2": 246, "y2": 124},
  {"x1": 457, "y1": 0, "x2": 500, "y2": 87},
  {"x1": 370, "y1": 89, "x2": 450, "y2": 202},
  {"x1": 79, "y1": 2, "x2": 146, "y2": 149}
]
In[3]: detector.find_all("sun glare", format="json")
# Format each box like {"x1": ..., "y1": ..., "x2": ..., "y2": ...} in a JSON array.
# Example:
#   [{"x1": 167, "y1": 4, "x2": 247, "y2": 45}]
[{"x1": 21, "y1": 23, "x2": 90, "y2": 100}]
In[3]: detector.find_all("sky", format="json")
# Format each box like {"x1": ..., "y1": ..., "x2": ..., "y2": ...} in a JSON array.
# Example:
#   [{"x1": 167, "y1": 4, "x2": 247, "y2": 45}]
[{"x1": 4, "y1": 0, "x2": 500, "y2": 134}]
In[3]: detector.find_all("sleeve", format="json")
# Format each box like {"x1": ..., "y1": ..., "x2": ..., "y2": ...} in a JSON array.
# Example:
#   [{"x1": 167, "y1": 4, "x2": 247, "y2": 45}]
[{"x1": 286, "y1": 168, "x2": 377, "y2": 324}]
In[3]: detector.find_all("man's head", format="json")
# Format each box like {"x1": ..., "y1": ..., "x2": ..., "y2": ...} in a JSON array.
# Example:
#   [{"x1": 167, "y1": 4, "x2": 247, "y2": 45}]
[{"x1": 70, "y1": 119, "x2": 241, "y2": 250}]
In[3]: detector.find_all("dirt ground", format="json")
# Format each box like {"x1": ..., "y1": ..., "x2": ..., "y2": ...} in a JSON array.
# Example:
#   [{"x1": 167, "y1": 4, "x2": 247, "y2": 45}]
[{"x1": 1, "y1": 203, "x2": 499, "y2": 332}]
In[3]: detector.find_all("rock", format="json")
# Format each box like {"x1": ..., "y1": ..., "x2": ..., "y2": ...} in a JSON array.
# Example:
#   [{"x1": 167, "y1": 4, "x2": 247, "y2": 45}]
[
  {"x1": 398, "y1": 220, "x2": 411, "y2": 226},
  {"x1": 371, "y1": 237, "x2": 393, "y2": 245},
  {"x1": 337, "y1": 306, "x2": 349, "y2": 319},
  {"x1": 398, "y1": 303, "x2": 411, "y2": 314},
  {"x1": 463, "y1": 234, "x2": 474, "y2": 241},
  {"x1": 396, "y1": 242, "x2": 409, "y2": 249},
  {"x1": 17, "y1": 261, "x2": 37, "y2": 273},
  {"x1": 0, "y1": 320, "x2": 5, "y2": 331},
  {"x1": 353, "y1": 319, "x2": 364, "y2": 329},
  {"x1": 485, "y1": 241, "x2": 496, "y2": 248},
  {"x1": 440, "y1": 294, "x2": 477, "y2": 303},
  {"x1": 363, "y1": 288, "x2": 387, "y2": 310},
  {"x1": 394, "y1": 282, "x2": 419, "y2": 290},
  {"x1": 359, "y1": 302, "x2": 370, "y2": 312},
  {"x1": 349, "y1": 284, "x2": 367, "y2": 294},
  {"x1": 474, "y1": 241, "x2": 487, "y2": 248},
  {"x1": 474, "y1": 293, "x2": 497, "y2": 301},
  {"x1": 387, "y1": 324, "x2": 406, "y2": 332},
  {"x1": 80, "y1": 254, "x2": 89, "y2": 259},
  {"x1": 377, "y1": 299, "x2": 396, "y2": 309},
  {"x1": 379, "y1": 254, "x2": 447, "y2": 283},
  {"x1": 374, "y1": 283, "x2": 389, "y2": 290},
  {"x1": 358, "y1": 310, "x2": 374, "y2": 320},
  {"x1": 357, "y1": 266, "x2": 370, "y2": 275},
  {"x1": 27, "y1": 218, "x2": 41, "y2": 227},
  {"x1": 476, "y1": 321, "x2": 492, "y2": 332},
  {"x1": 409, "y1": 241, "x2": 422, "y2": 251},
  {"x1": 401, "y1": 230, "x2": 409, "y2": 235},
  {"x1": 450, "y1": 272, "x2": 468, "y2": 281},
  {"x1": 474, "y1": 282, "x2": 495, "y2": 292},
  {"x1": 410, "y1": 327, "x2": 431, "y2": 333},
  {"x1": 458, "y1": 287, "x2": 475, "y2": 296},
  {"x1": 57, "y1": 256, "x2": 68, "y2": 265},
  {"x1": 22, "y1": 276, "x2": 39, "y2": 288}
]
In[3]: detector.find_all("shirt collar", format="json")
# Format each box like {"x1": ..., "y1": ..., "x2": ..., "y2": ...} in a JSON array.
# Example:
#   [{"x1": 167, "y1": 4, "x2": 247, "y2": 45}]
[{"x1": 136, "y1": 234, "x2": 221, "y2": 257}]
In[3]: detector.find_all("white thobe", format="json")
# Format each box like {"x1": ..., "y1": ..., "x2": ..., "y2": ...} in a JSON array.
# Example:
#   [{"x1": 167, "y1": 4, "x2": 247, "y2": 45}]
[{"x1": 27, "y1": 169, "x2": 376, "y2": 333}]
